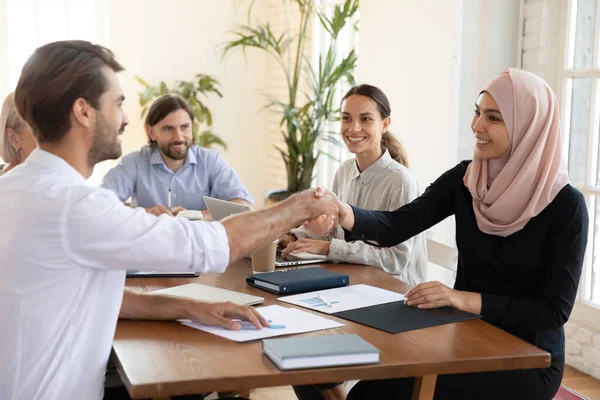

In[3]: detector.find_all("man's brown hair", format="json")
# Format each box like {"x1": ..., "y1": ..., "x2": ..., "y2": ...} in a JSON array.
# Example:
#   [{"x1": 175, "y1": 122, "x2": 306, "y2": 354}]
[{"x1": 14, "y1": 40, "x2": 124, "y2": 143}]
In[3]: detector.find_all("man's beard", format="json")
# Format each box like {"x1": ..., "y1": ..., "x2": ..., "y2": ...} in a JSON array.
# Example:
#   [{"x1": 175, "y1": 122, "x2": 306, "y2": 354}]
[
  {"x1": 88, "y1": 114, "x2": 123, "y2": 166},
  {"x1": 158, "y1": 140, "x2": 190, "y2": 161}
]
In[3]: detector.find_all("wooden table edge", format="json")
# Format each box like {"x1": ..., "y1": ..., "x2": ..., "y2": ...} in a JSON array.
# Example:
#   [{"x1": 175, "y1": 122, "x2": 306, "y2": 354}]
[{"x1": 121, "y1": 352, "x2": 551, "y2": 398}]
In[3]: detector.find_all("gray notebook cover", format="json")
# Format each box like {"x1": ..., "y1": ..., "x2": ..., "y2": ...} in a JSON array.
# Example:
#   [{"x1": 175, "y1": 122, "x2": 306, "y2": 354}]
[{"x1": 262, "y1": 334, "x2": 379, "y2": 359}]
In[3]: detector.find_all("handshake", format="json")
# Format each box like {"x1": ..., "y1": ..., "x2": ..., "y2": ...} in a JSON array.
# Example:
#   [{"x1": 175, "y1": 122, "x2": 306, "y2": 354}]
[{"x1": 297, "y1": 187, "x2": 353, "y2": 235}]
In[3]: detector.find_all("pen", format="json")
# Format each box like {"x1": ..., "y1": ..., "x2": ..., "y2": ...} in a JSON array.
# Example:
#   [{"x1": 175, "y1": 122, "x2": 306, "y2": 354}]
[
  {"x1": 318, "y1": 293, "x2": 332, "y2": 307},
  {"x1": 168, "y1": 189, "x2": 172, "y2": 210}
]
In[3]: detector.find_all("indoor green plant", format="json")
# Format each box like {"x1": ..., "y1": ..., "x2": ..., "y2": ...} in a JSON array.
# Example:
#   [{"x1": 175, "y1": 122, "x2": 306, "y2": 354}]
[
  {"x1": 136, "y1": 74, "x2": 227, "y2": 150},
  {"x1": 223, "y1": 0, "x2": 359, "y2": 194}
]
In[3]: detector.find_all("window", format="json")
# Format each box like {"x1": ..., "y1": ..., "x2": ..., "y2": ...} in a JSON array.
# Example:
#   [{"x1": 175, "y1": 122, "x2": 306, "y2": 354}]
[
  {"x1": 0, "y1": 0, "x2": 109, "y2": 185},
  {"x1": 313, "y1": 0, "x2": 358, "y2": 189},
  {"x1": 560, "y1": 0, "x2": 600, "y2": 307}
]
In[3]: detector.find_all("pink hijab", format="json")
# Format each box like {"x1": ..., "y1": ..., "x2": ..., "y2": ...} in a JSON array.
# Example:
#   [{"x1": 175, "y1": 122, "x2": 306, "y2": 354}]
[{"x1": 463, "y1": 68, "x2": 569, "y2": 237}]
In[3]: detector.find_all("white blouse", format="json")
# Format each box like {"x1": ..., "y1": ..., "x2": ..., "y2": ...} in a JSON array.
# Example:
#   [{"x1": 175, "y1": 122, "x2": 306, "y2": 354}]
[{"x1": 293, "y1": 150, "x2": 427, "y2": 286}]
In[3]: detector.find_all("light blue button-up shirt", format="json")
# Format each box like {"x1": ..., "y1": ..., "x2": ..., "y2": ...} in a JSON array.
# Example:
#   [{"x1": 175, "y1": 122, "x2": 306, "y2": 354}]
[{"x1": 101, "y1": 145, "x2": 253, "y2": 210}]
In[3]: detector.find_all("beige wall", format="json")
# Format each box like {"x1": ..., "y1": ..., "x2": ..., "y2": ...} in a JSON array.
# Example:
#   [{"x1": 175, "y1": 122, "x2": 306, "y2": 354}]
[
  {"x1": 106, "y1": 0, "x2": 270, "y2": 204},
  {"x1": 358, "y1": 0, "x2": 519, "y2": 245},
  {"x1": 357, "y1": 0, "x2": 460, "y2": 243}
]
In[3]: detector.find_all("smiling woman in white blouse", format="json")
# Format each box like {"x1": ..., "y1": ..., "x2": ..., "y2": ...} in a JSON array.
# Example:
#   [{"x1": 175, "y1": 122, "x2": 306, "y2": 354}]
[
  {"x1": 283, "y1": 85, "x2": 428, "y2": 400},
  {"x1": 280, "y1": 84, "x2": 428, "y2": 286}
]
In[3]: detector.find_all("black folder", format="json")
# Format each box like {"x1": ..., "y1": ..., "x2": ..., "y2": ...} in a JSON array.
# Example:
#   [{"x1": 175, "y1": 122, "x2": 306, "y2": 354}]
[
  {"x1": 333, "y1": 301, "x2": 481, "y2": 334},
  {"x1": 246, "y1": 267, "x2": 349, "y2": 295}
]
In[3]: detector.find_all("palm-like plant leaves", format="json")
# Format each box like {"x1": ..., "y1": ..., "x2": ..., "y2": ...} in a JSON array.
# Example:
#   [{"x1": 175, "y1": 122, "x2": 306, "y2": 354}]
[
  {"x1": 223, "y1": 0, "x2": 358, "y2": 192},
  {"x1": 136, "y1": 74, "x2": 226, "y2": 150}
]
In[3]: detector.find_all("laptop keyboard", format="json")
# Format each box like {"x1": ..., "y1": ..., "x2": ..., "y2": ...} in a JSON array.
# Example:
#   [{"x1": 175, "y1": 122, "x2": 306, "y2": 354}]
[{"x1": 276, "y1": 253, "x2": 302, "y2": 262}]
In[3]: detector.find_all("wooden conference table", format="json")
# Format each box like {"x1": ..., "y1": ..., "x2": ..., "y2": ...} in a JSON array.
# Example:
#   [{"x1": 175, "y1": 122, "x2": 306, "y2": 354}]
[{"x1": 112, "y1": 260, "x2": 550, "y2": 399}]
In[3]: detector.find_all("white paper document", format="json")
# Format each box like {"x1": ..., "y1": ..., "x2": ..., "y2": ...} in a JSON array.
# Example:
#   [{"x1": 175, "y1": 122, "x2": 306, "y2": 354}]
[
  {"x1": 180, "y1": 304, "x2": 344, "y2": 342},
  {"x1": 278, "y1": 284, "x2": 405, "y2": 314}
]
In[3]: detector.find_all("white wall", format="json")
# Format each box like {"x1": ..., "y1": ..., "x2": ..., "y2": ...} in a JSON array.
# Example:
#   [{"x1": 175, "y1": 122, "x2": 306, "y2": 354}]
[
  {"x1": 358, "y1": 0, "x2": 519, "y2": 245},
  {"x1": 105, "y1": 0, "x2": 271, "y2": 205},
  {"x1": 455, "y1": 0, "x2": 520, "y2": 161},
  {"x1": 357, "y1": 0, "x2": 460, "y2": 244}
]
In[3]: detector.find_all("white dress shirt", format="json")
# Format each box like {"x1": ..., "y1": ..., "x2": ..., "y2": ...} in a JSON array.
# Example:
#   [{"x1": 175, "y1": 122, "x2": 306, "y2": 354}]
[
  {"x1": 293, "y1": 150, "x2": 427, "y2": 286},
  {"x1": 0, "y1": 149, "x2": 230, "y2": 400}
]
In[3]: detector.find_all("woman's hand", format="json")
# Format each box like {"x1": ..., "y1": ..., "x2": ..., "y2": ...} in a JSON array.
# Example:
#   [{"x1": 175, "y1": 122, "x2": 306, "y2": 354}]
[
  {"x1": 405, "y1": 281, "x2": 462, "y2": 309},
  {"x1": 281, "y1": 238, "x2": 331, "y2": 258},
  {"x1": 278, "y1": 233, "x2": 298, "y2": 248},
  {"x1": 404, "y1": 281, "x2": 482, "y2": 314}
]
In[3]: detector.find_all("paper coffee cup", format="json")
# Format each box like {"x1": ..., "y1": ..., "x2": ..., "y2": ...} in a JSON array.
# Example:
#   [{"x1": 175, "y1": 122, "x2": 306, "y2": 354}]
[{"x1": 251, "y1": 240, "x2": 277, "y2": 274}]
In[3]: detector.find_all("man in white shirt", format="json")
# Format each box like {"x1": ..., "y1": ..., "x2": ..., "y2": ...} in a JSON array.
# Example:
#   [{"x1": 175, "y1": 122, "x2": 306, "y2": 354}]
[{"x1": 0, "y1": 40, "x2": 338, "y2": 400}]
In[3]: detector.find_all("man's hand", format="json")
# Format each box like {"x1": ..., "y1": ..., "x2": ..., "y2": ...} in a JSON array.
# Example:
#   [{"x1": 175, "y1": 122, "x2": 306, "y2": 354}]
[
  {"x1": 144, "y1": 205, "x2": 173, "y2": 217},
  {"x1": 201, "y1": 209, "x2": 213, "y2": 221},
  {"x1": 169, "y1": 206, "x2": 186, "y2": 216},
  {"x1": 303, "y1": 187, "x2": 355, "y2": 234},
  {"x1": 300, "y1": 187, "x2": 340, "y2": 220},
  {"x1": 278, "y1": 233, "x2": 298, "y2": 248},
  {"x1": 221, "y1": 186, "x2": 339, "y2": 262},
  {"x1": 119, "y1": 289, "x2": 270, "y2": 330},
  {"x1": 187, "y1": 301, "x2": 269, "y2": 331},
  {"x1": 281, "y1": 238, "x2": 331, "y2": 258}
]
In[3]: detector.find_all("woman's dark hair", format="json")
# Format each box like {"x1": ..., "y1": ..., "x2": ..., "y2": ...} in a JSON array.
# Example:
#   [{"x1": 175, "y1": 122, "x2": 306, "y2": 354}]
[
  {"x1": 341, "y1": 84, "x2": 409, "y2": 167},
  {"x1": 145, "y1": 95, "x2": 194, "y2": 148}
]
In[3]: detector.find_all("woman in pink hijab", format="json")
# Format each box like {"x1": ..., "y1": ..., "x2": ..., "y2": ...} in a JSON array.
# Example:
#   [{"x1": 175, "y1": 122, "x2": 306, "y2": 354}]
[{"x1": 312, "y1": 69, "x2": 588, "y2": 400}]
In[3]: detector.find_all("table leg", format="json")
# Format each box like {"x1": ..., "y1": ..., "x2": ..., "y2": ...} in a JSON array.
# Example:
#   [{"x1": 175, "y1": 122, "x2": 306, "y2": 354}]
[{"x1": 411, "y1": 374, "x2": 437, "y2": 400}]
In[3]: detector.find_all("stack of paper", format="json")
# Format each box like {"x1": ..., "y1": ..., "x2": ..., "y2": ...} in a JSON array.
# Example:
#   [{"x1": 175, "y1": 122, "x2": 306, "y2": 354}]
[{"x1": 278, "y1": 284, "x2": 405, "y2": 314}]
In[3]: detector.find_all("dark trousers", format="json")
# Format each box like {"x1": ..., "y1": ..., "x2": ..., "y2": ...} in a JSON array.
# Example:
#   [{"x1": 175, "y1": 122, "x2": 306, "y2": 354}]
[{"x1": 294, "y1": 356, "x2": 564, "y2": 400}]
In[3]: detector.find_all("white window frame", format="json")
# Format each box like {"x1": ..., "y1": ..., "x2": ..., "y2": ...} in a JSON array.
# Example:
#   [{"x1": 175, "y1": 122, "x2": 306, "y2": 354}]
[
  {"x1": 0, "y1": 0, "x2": 110, "y2": 185},
  {"x1": 556, "y1": 0, "x2": 600, "y2": 308},
  {"x1": 1, "y1": 0, "x2": 108, "y2": 97},
  {"x1": 313, "y1": 0, "x2": 358, "y2": 189}
]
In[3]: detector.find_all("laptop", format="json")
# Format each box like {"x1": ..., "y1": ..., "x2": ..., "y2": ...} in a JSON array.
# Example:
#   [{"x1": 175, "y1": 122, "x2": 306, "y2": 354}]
[
  {"x1": 204, "y1": 196, "x2": 327, "y2": 267},
  {"x1": 204, "y1": 196, "x2": 251, "y2": 221},
  {"x1": 275, "y1": 249, "x2": 328, "y2": 267},
  {"x1": 153, "y1": 283, "x2": 264, "y2": 306}
]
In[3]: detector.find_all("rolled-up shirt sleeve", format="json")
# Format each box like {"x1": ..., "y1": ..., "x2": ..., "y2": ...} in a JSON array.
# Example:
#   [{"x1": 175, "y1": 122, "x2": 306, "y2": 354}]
[
  {"x1": 64, "y1": 187, "x2": 230, "y2": 273},
  {"x1": 207, "y1": 152, "x2": 254, "y2": 204}
]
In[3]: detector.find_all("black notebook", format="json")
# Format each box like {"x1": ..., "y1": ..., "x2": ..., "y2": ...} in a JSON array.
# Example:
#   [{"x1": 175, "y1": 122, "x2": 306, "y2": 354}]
[
  {"x1": 246, "y1": 267, "x2": 349, "y2": 295},
  {"x1": 333, "y1": 301, "x2": 481, "y2": 334}
]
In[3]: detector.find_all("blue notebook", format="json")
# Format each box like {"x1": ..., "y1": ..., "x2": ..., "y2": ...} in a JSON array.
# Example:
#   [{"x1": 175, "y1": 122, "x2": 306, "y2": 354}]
[{"x1": 246, "y1": 267, "x2": 349, "y2": 295}]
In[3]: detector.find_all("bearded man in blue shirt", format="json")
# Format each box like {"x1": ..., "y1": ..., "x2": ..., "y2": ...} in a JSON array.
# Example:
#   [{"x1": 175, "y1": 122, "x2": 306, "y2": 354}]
[{"x1": 101, "y1": 94, "x2": 253, "y2": 218}]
